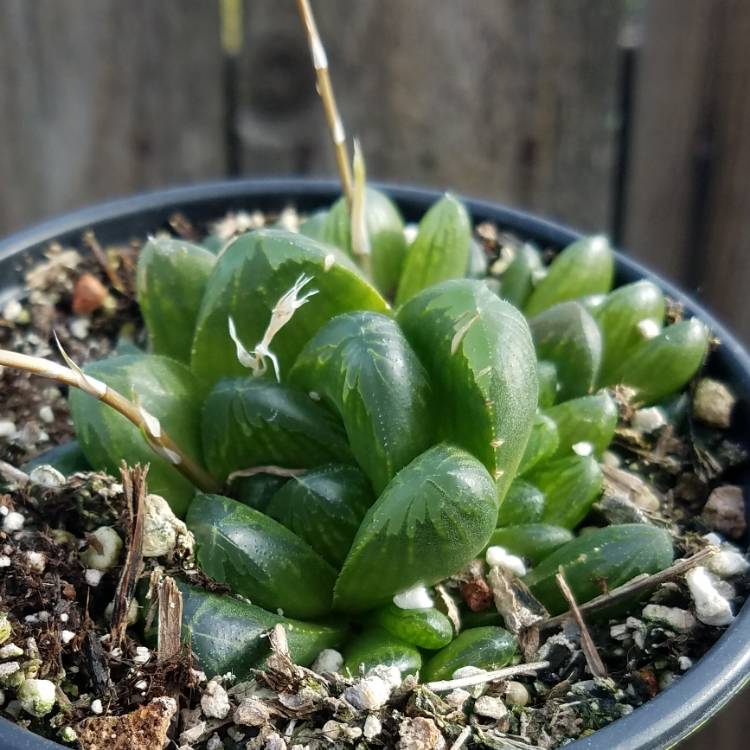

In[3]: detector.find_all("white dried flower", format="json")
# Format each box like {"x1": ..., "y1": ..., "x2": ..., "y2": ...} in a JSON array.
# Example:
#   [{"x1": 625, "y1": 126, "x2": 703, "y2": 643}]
[{"x1": 80, "y1": 527, "x2": 123, "y2": 571}]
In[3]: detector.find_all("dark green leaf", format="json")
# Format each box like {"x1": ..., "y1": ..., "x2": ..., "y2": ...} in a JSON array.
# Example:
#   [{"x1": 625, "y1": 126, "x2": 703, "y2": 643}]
[
  {"x1": 190, "y1": 229, "x2": 387, "y2": 385},
  {"x1": 524, "y1": 524, "x2": 674, "y2": 614},
  {"x1": 497, "y1": 478, "x2": 545, "y2": 526},
  {"x1": 499, "y1": 243, "x2": 543, "y2": 309},
  {"x1": 201, "y1": 377, "x2": 352, "y2": 481},
  {"x1": 343, "y1": 627, "x2": 422, "y2": 676},
  {"x1": 69, "y1": 354, "x2": 204, "y2": 516},
  {"x1": 321, "y1": 189, "x2": 407, "y2": 297},
  {"x1": 397, "y1": 279, "x2": 538, "y2": 498},
  {"x1": 161, "y1": 581, "x2": 346, "y2": 678},
  {"x1": 528, "y1": 455, "x2": 603, "y2": 529},
  {"x1": 23, "y1": 441, "x2": 90, "y2": 476},
  {"x1": 537, "y1": 360, "x2": 559, "y2": 408},
  {"x1": 545, "y1": 391, "x2": 618, "y2": 458},
  {"x1": 187, "y1": 493, "x2": 336, "y2": 619},
  {"x1": 486, "y1": 524, "x2": 574, "y2": 565},
  {"x1": 615, "y1": 319, "x2": 709, "y2": 404},
  {"x1": 517, "y1": 412, "x2": 559, "y2": 476},
  {"x1": 524, "y1": 235, "x2": 614, "y2": 316},
  {"x1": 266, "y1": 464, "x2": 373, "y2": 567},
  {"x1": 422, "y1": 626, "x2": 516, "y2": 682},
  {"x1": 395, "y1": 194, "x2": 471, "y2": 305},
  {"x1": 594, "y1": 280, "x2": 665, "y2": 386},
  {"x1": 229, "y1": 473, "x2": 289, "y2": 512},
  {"x1": 290, "y1": 311, "x2": 433, "y2": 493},
  {"x1": 334, "y1": 444, "x2": 498, "y2": 613},
  {"x1": 136, "y1": 237, "x2": 216, "y2": 363},
  {"x1": 372, "y1": 603, "x2": 453, "y2": 650},
  {"x1": 530, "y1": 302, "x2": 603, "y2": 401}
]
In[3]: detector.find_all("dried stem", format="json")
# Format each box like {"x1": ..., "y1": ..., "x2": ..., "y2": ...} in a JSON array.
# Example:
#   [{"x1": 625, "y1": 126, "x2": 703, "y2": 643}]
[
  {"x1": 423, "y1": 660, "x2": 550, "y2": 692},
  {"x1": 555, "y1": 569, "x2": 607, "y2": 678},
  {"x1": 295, "y1": 0, "x2": 352, "y2": 204},
  {"x1": 350, "y1": 138, "x2": 372, "y2": 276},
  {"x1": 0, "y1": 348, "x2": 220, "y2": 493},
  {"x1": 82, "y1": 231, "x2": 126, "y2": 293},
  {"x1": 110, "y1": 464, "x2": 147, "y2": 650},
  {"x1": 542, "y1": 547, "x2": 716, "y2": 630},
  {"x1": 157, "y1": 576, "x2": 184, "y2": 662}
]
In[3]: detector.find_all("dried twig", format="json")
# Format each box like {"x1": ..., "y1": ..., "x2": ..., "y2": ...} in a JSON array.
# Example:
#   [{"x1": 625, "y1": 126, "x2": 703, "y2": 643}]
[
  {"x1": 0, "y1": 460, "x2": 30, "y2": 486},
  {"x1": 110, "y1": 464, "x2": 148, "y2": 649},
  {"x1": 555, "y1": 569, "x2": 607, "y2": 678},
  {"x1": 450, "y1": 726, "x2": 472, "y2": 750},
  {"x1": 542, "y1": 548, "x2": 716, "y2": 630},
  {"x1": 82, "y1": 230, "x2": 126, "y2": 293},
  {"x1": 0, "y1": 347, "x2": 220, "y2": 493},
  {"x1": 423, "y1": 660, "x2": 550, "y2": 692},
  {"x1": 295, "y1": 0, "x2": 352, "y2": 204},
  {"x1": 227, "y1": 465, "x2": 307, "y2": 482},
  {"x1": 157, "y1": 576, "x2": 183, "y2": 662}
]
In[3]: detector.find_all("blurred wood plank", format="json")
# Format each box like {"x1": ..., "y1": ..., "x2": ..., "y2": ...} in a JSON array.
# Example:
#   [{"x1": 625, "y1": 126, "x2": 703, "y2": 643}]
[
  {"x1": 624, "y1": 0, "x2": 750, "y2": 343},
  {"x1": 0, "y1": 0, "x2": 225, "y2": 235},
  {"x1": 236, "y1": 0, "x2": 623, "y2": 231}
]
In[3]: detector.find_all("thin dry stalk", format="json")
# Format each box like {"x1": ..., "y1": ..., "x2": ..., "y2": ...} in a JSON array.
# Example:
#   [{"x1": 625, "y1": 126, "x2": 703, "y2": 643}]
[
  {"x1": 0, "y1": 348, "x2": 220, "y2": 493},
  {"x1": 555, "y1": 569, "x2": 607, "y2": 678},
  {"x1": 110, "y1": 464, "x2": 148, "y2": 649},
  {"x1": 542, "y1": 547, "x2": 716, "y2": 630},
  {"x1": 423, "y1": 660, "x2": 550, "y2": 692},
  {"x1": 295, "y1": 0, "x2": 353, "y2": 204},
  {"x1": 82, "y1": 230, "x2": 126, "y2": 293}
]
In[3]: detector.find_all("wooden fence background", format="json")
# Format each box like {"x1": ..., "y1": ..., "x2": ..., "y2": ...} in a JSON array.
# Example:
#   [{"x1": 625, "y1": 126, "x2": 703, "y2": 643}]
[{"x1": 1, "y1": 1, "x2": 750, "y2": 744}]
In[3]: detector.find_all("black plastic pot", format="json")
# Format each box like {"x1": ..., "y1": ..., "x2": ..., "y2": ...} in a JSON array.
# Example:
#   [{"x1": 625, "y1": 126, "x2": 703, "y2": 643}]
[{"x1": 0, "y1": 179, "x2": 749, "y2": 749}]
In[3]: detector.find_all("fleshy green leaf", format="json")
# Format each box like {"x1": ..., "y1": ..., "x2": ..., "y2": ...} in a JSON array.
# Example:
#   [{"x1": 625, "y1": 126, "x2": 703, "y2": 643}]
[
  {"x1": 524, "y1": 524, "x2": 674, "y2": 614},
  {"x1": 23, "y1": 441, "x2": 90, "y2": 476},
  {"x1": 594, "y1": 280, "x2": 665, "y2": 386},
  {"x1": 497, "y1": 478, "x2": 545, "y2": 526},
  {"x1": 229, "y1": 472, "x2": 288, "y2": 513},
  {"x1": 530, "y1": 302, "x2": 603, "y2": 401},
  {"x1": 615, "y1": 319, "x2": 709, "y2": 404},
  {"x1": 545, "y1": 391, "x2": 618, "y2": 458},
  {"x1": 395, "y1": 194, "x2": 471, "y2": 305},
  {"x1": 333, "y1": 444, "x2": 498, "y2": 613},
  {"x1": 289, "y1": 311, "x2": 433, "y2": 493},
  {"x1": 517, "y1": 412, "x2": 559, "y2": 475},
  {"x1": 528, "y1": 455, "x2": 603, "y2": 529},
  {"x1": 422, "y1": 626, "x2": 516, "y2": 682},
  {"x1": 499, "y1": 243, "x2": 543, "y2": 309},
  {"x1": 155, "y1": 580, "x2": 346, "y2": 677},
  {"x1": 320, "y1": 188, "x2": 407, "y2": 297},
  {"x1": 190, "y1": 229, "x2": 387, "y2": 385},
  {"x1": 266, "y1": 464, "x2": 373, "y2": 567},
  {"x1": 397, "y1": 279, "x2": 538, "y2": 497},
  {"x1": 298, "y1": 210, "x2": 330, "y2": 242},
  {"x1": 136, "y1": 237, "x2": 216, "y2": 363},
  {"x1": 524, "y1": 235, "x2": 614, "y2": 316},
  {"x1": 68, "y1": 354, "x2": 204, "y2": 516},
  {"x1": 372, "y1": 603, "x2": 454, "y2": 650},
  {"x1": 343, "y1": 627, "x2": 422, "y2": 676},
  {"x1": 486, "y1": 524, "x2": 574, "y2": 565},
  {"x1": 201, "y1": 377, "x2": 351, "y2": 481},
  {"x1": 187, "y1": 493, "x2": 336, "y2": 619},
  {"x1": 537, "y1": 360, "x2": 559, "y2": 408}
]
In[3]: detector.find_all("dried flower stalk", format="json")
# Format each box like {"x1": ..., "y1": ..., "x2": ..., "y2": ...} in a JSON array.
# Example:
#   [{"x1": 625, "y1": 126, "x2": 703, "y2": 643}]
[
  {"x1": 0, "y1": 347, "x2": 220, "y2": 492},
  {"x1": 295, "y1": 0, "x2": 353, "y2": 204}
]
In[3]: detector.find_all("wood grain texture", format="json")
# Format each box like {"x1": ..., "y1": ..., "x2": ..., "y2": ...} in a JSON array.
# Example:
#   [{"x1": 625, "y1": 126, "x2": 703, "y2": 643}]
[
  {"x1": 236, "y1": 0, "x2": 623, "y2": 230},
  {"x1": 0, "y1": 0, "x2": 225, "y2": 234}
]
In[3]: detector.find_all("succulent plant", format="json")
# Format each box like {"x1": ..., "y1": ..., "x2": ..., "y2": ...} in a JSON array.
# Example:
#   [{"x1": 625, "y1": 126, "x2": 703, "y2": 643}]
[{"x1": 0, "y1": 182, "x2": 712, "y2": 681}]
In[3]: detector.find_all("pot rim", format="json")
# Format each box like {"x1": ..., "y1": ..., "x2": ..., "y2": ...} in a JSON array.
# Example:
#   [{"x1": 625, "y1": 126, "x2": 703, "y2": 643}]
[{"x1": 1, "y1": 177, "x2": 749, "y2": 750}]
